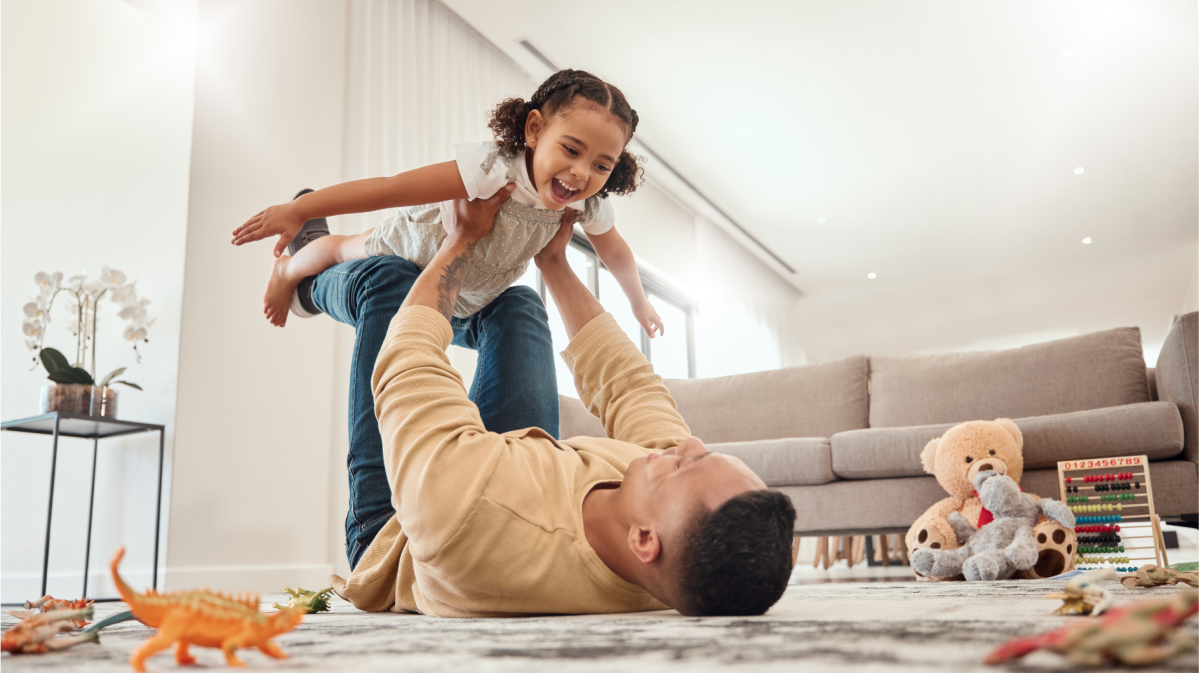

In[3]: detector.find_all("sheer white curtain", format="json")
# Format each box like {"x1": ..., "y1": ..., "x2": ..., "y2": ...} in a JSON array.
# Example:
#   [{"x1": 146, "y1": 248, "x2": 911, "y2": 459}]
[
  {"x1": 695, "y1": 216, "x2": 806, "y2": 377},
  {"x1": 340, "y1": 0, "x2": 534, "y2": 228},
  {"x1": 339, "y1": 0, "x2": 536, "y2": 380}
]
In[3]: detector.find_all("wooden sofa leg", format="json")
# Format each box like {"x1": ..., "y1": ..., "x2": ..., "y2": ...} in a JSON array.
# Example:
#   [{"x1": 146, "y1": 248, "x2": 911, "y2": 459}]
[
  {"x1": 792, "y1": 537, "x2": 800, "y2": 568},
  {"x1": 879, "y1": 534, "x2": 890, "y2": 567},
  {"x1": 813, "y1": 537, "x2": 827, "y2": 569}
]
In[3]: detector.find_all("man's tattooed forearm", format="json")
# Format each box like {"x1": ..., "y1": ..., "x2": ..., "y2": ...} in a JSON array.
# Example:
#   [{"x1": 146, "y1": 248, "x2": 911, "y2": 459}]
[{"x1": 435, "y1": 245, "x2": 473, "y2": 320}]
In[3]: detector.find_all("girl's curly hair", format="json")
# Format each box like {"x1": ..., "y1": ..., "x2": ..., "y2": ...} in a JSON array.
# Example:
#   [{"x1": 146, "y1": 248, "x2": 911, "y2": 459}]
[{"x1": 488, "y1": 69, "x2": 644, "y2": 198}]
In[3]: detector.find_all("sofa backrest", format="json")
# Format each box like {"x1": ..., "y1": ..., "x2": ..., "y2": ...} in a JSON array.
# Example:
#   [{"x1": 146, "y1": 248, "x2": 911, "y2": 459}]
[
  {"x1": 1155, "y1": 312, "x2": 1198, "y2": 463},
  {"x1": 663, "y1": 356, "x2": 870, "y2": 443},
  {"x1": 869, "y1": 326, "x2": 1152, "y2": 428}
]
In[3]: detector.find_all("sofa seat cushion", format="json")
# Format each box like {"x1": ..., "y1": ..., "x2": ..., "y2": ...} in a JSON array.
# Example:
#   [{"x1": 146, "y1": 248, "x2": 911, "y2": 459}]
[
  {"x1": 665, "y1": 356, "x2": 869, "y2": 444},
  {"x1": 869, "y1": 326, "x2": 1151, "y2": 428},
  {"x1": 831, "y1": 402, "x2": 1184, "y2": 480},
  {"x1": 778, "y1": 460, "x2": 1197, "y2": 536},
  {"x1": 709, "y1": 438, "x2": 835, "y2": 486}
]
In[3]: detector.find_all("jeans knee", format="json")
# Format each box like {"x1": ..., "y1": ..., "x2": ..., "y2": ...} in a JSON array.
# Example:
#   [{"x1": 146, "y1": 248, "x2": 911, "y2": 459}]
[
  {"x1": 355, "y1": 256, "x2": 419, "y2": 309},
  {"x1": 492, "y1": 284, "x2": 550, "y2": 326}
]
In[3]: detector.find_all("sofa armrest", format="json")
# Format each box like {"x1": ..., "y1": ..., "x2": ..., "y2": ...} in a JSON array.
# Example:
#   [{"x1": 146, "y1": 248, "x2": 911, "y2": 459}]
[{"x1": 1156, "y1": 312, "x2": 1198, "y2": 463}]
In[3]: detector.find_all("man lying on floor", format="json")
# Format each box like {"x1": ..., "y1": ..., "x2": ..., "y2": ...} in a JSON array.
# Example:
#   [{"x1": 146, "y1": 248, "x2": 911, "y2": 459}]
[{"x1": 331, "y1": 194, "x2": 796, "y2": 617}]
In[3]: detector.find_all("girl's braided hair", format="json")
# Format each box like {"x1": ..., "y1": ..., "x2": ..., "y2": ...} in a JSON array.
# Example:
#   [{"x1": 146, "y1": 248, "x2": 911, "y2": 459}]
[{"x1": 488, "y1": 69, "x2": 644, "y2": 198}]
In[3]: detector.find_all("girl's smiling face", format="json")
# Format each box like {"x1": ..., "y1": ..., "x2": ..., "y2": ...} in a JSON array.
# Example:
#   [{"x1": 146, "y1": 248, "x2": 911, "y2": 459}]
[{"x1": 524, "y1": 103, "x2": 629, "y2": 210}]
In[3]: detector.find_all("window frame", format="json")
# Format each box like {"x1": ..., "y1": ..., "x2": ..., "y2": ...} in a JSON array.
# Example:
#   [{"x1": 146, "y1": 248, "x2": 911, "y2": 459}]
[{"x1": 531, "y1": 230, "x2": 697, "y2": 378}]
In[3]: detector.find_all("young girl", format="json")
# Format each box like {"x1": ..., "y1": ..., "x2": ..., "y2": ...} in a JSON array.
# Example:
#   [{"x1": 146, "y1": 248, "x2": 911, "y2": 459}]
[{"x1": 231, "y1": 69, "x2": 663, "y2": 337}]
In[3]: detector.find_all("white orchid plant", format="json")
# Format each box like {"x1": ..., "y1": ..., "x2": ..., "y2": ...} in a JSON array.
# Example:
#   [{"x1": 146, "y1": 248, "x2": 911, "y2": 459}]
[{"x1": 22, "y1": 267, "x2": 150, "y2": 390}]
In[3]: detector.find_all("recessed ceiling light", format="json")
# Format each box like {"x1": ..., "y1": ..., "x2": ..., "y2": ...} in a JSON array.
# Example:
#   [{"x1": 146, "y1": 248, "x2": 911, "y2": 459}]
[
  {"x1": 1082, "y1": 237, "x2": 1092, "y2": 244},
  {"x1": 816, "y1": 216, "x2": 827, "y2": 224},
  {"x1": 1074, "y1": 167, "x2": 1085, "y2": 174},
  {"x1": 867, "y1": 272, "x2": 876, "y2": 280},
  {"x1": 1061, "y1": 49, "x2": 1073, "y2": 58}
]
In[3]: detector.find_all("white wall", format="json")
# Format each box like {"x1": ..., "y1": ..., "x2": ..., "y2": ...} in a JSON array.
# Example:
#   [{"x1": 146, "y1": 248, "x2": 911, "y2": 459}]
[
  {"x1": 167, "y1": 0, "x2": 347, "y2": 591},
  {"x1": 1, "y1": 0, "x2": 197, "y2": 601}
]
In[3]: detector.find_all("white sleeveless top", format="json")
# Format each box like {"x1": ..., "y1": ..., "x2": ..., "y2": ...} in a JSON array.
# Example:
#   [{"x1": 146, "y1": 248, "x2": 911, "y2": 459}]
[{"x1": 363, "y1": 142, "x2": 616, "y2": 318}]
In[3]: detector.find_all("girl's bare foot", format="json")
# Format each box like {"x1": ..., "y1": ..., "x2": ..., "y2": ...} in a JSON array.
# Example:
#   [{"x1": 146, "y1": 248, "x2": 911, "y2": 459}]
[{"x1": 263, "y1": 256, "x2": 301, "y2": 327}]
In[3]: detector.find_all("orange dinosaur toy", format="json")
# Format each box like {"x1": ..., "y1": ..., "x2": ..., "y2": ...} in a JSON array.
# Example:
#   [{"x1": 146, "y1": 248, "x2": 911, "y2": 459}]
[{"x1": 110, "y1": 548, "x2": 304, "y2": 671}]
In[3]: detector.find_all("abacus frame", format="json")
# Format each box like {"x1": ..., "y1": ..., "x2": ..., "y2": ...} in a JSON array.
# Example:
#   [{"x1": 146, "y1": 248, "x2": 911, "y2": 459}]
[{"x1": 1056, "y1": 454, "x2": 1168, "y2": 569}]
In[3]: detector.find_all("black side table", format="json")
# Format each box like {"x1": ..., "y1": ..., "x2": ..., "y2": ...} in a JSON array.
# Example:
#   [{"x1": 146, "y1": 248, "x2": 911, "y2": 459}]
[{"x1": 1, "y1": 412, "x2": 165, "y2": 600}]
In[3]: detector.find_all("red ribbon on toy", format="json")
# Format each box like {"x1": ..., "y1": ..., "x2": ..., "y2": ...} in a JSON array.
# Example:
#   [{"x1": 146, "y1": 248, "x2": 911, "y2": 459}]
[{"x1": 974, "y1": 485, "x2": 1022, "y2": 527}]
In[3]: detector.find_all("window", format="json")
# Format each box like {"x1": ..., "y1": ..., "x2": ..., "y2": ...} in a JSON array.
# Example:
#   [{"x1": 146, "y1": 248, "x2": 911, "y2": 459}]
[{"x1": 527, "y1": 230, "x2": 696, "y2": 398}]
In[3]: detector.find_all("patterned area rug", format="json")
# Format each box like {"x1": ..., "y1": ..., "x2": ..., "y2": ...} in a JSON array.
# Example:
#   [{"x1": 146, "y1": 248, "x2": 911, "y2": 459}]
[{"x1": 2, "y1": 580, "x2": 1196, "y2": 672}]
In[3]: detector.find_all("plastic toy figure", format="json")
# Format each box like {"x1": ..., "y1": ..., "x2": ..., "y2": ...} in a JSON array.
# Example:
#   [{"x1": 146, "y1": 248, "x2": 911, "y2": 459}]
[
  {"x1": 271, "y1": 586, "x2": 334, "y2": 614},
  {"x1": 1045, "y1": 568, "x2": 1117, "y2": 616},
  {"x1": 1, "y1": 607, "x2": 98, "y2": 654},
  {"x1": 110, "y1": 547, "x2": 305, "y2": 671},
  {"x1": 8, "y1": 595, "x2": 95, "y2": 628},
  {"x1": 1119, "y1": 564, "x2": 1199, "y2": 589},
  {"x1": 986, "y1": 589, "x2": 1198, "y2": 666}
]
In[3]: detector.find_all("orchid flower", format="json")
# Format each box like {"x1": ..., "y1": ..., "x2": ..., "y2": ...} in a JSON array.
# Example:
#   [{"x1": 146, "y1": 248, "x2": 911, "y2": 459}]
[{"x1": 98, "y1": 266, "x2": 126, "y2": 289}]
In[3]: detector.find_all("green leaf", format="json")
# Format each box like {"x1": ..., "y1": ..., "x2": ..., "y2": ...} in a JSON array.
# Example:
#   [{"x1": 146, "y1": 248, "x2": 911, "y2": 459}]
[
  {"x1": 40, "y1": 348, "x2": 70, "y2": 376},
  {"x1": 100, "y1": 367, "x2": 126, "y2": 387},
  {"x1": 112, "y1": 380, "x2": 142, "y2": 391},
  {"x1": 53, "y1": 367, "x2": 96, "y2": 385}
]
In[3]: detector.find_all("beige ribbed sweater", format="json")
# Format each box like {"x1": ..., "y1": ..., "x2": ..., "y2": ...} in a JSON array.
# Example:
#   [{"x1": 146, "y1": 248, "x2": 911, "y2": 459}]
[{"x1": 330, "y1": 306, "x2": 691, "y2": 617}]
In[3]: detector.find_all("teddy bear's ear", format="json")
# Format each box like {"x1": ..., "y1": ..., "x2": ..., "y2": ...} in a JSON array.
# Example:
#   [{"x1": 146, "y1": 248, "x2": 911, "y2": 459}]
[
  {"x1": 920, "y1": 437, "x2": 940, "y2": 474},
  {"x1": 995, "y1": 418, "x2": 1022, "y2": 447}
]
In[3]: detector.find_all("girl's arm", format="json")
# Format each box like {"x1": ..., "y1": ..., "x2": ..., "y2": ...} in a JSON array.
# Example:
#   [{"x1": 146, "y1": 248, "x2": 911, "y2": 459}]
[
  {"x1": 232, "y1": 161, "x2": 469, "y2": 257},
  {"x1": 586, "y1": 227, "x2": 664, "y2": 338}
]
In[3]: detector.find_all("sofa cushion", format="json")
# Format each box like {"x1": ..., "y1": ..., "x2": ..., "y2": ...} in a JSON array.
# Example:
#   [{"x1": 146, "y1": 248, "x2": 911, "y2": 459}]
[
  {"x1": 559, "y1": 395, "x2": 606, "y2": 439},
  {"x1": 831, "y1": 402, "x2": 1184, "y2": 480},
  {"x1": 664, "y1": 356, "x2": 869, "y2": 444},
  {"x1": 869, "y1": 327, "x2": 1151, "y2": 428},
  {"x1": 1155, "y1": 312, "x2": 1198, "y2": 463},
  {"x1": 777, "y1": 459, "x2": 1198, "y2": 535},
  {"x1": 709, "y1": 438, "x2": 835, "y2": 486}
]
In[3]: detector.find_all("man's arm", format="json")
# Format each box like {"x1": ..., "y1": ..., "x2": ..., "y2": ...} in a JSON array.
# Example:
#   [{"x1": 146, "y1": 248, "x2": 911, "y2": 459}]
[
  {"x1": 536, "y1": 220, "x2": 689, "y2": 448},
  {"x1": 370, "y1": 186, "x2": 516, "y2": 556}
]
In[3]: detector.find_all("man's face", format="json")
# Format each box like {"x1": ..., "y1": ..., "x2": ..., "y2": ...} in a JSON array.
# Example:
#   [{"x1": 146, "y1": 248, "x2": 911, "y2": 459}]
[{"x1": 622, "y1": 437, "x2": 767, "y2": 545}]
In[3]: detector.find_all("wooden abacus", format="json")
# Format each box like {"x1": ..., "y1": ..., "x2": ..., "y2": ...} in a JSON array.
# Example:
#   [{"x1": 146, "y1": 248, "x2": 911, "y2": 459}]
[{"x1": 1057, "y1": 455, "x2": 1169, "y2": 572}]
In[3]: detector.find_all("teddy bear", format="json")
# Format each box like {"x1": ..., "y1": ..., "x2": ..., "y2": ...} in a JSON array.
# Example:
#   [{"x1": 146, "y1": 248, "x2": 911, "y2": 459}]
[
  {"x1": 905, "y1": 418, "x2": 1077, "y2": 580},
  {"x1": 911, "y1": 471, "x2": 1076, "y2": 580}
]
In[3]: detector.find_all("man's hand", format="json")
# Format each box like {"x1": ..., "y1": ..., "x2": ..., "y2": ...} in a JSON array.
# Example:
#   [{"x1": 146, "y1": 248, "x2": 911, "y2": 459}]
[
  {"x1": 231, "y1": 201, "x2": 306, "y2": 257},
  {"x1": 440, "y1": 183, "x2": 515, "y2": 244},
  {"x1": 535, "y1": 209, "x2": 578, "y2": 269}
]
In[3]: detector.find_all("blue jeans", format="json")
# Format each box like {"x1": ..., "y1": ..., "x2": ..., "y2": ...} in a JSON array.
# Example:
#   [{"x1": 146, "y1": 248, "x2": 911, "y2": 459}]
[{"x1": 310, "y1": 256, "x2": 559, "y2": 569}]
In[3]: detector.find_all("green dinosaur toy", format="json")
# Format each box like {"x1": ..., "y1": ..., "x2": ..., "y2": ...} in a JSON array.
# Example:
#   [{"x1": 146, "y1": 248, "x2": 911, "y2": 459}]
[{"x1": 271, "y1": 586, "x2": 334, "y2": 614}]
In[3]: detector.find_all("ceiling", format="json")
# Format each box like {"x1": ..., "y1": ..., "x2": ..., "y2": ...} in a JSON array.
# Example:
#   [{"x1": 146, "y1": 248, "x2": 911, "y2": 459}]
[{"x1": 443, "y1": 0, "x2": 1198, "y2": 361}]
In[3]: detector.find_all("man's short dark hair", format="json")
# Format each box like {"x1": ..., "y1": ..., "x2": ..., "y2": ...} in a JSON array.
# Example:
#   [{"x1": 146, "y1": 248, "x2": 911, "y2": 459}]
[{"x1": 677, "y1": 490, "x2": 797, "y2": 616}]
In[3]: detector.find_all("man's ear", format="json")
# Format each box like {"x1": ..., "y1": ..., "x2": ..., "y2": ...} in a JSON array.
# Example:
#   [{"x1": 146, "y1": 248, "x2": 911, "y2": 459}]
[
  {"x1": 920, "y1": 438, "x2": 940, "y2": 475},
  {"x1": 524, "y1": 109, "x2": 544, "y2": 148},
  {"x1": 627, "y1": 524, "x2": 661, "y2": 565}
]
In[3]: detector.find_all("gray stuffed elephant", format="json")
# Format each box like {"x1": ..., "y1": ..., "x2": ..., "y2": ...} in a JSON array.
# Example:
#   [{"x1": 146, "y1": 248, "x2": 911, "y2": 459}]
[{"x1": 911, "y1": 471, "x2": 1076, "y2": 581}]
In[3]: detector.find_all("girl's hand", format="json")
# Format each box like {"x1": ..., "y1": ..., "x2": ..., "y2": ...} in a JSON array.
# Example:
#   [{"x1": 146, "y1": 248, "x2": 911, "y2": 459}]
[
  {"x1": 633, "y1": 298, "x2": 664, "y2": 338},
  {"x1": 231, "y1": 202, "x2": 306, "y2": 257}
]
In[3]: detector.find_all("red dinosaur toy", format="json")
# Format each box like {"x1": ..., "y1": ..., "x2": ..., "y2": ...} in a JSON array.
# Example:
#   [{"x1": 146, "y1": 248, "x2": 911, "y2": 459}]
[{"x1": 986, "y1": 589, "x2": 1198, "y2": 666}]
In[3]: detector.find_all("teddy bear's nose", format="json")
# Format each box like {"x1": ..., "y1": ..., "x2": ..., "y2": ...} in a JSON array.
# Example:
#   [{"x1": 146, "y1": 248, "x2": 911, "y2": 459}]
[{"x1": 976, "y1": 462, "x2": 994, "y2": 472}]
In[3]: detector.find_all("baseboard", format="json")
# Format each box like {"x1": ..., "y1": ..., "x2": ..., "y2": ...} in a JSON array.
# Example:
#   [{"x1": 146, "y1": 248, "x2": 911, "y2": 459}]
[
  {"x1": 164, "y1": 563, "x2": 335, "y2": 593},
  {"x1": 1, "y1": 563, "x2": 333, "y2": 602}
]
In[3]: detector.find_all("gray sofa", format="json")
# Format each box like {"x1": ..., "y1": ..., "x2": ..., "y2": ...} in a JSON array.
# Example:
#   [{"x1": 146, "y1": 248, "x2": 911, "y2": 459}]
[{"x1": 559, "y1": 312, "x2": 1199, "y2": 536}]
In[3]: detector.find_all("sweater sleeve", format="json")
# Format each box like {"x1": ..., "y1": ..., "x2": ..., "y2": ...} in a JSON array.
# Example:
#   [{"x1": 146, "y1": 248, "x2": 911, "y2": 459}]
[
  {"x1": 371, "y1": 305, "x2": 507, "y2": 561},
  {"x1": 560, "y1": 313, "x2": 690, "y2": 450}
]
